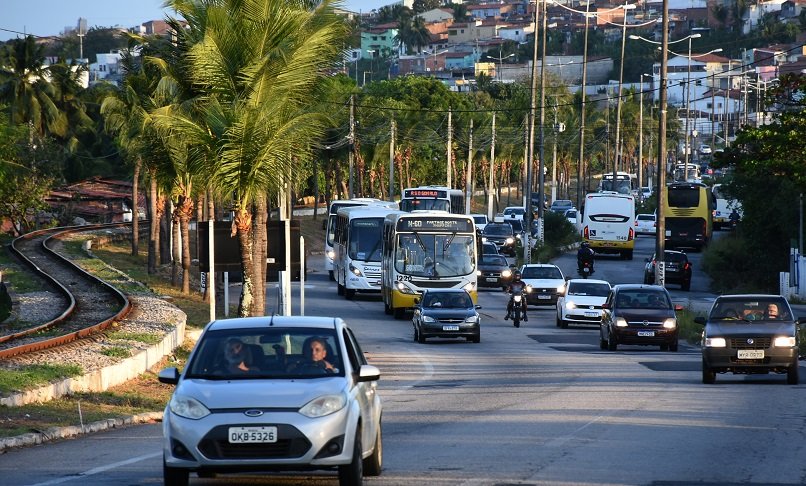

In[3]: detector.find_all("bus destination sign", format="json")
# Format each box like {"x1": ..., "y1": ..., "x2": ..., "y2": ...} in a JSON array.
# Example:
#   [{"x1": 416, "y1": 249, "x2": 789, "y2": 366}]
[
  {"x1": 397, "y1": 217, "x2": 473, "y2": 232},
  {"x1": 404, "y1": 189, "x2": 445, "y2": 198}
]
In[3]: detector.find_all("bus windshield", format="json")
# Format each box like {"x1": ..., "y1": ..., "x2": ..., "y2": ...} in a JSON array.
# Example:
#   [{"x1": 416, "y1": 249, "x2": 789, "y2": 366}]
[
  {"x1": 400, "y1": 199, "x2": 450, "y2": 212},
  {"x1": 348, "y1": 218, "x2": 384, "y2": 262},
  {"x1": 395, "y1": 234, "x2": 475, "y2": 278}
]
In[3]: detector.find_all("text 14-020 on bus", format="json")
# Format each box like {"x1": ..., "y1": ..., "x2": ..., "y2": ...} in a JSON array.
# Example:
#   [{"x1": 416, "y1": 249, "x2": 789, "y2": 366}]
[
  {"x1": 580, "y1": 192, "x2": 636, "y2": 260},
  {"x1": 381, "y1": 212, "x2": 478, "y2": 319},
  {"x1": 333, "y1": 206, "x2": 403, "y2": 300},
  {"x1": 399, "y1": 186, "x2": 465, "y2": 214},
  {"x1": 323, "y1": 198, "x2": 398, "y2": 281}
]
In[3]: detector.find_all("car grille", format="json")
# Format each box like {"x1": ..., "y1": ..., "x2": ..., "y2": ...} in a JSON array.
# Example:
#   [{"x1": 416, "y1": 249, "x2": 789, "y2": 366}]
[
  {"x1": 730, "y1": 337, "x2": 772, "y2": 350},
  {"x1": 626, "y1": 320, "x2": 663, "y2": 326},
  {"x1": 438, "y1": 317, "x2": 466, "y2": 324},
  {"x1": 198, "y1": 425, "x2": 311, "y2": 460},
  {"x1": 481, "y1": 271, "x2": 501, "y2": 277}
]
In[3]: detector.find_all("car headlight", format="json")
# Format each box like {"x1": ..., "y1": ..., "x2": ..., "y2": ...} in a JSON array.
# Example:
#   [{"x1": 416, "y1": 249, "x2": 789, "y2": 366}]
[
  {"x1": 705, "y1": 337, "x2": 726, "y2": 347},
  {"x1": 463, "y1": 282, "x2": 475, "y2": 292},
  {"x1": 349, "y1": 263, "x2": 363, "y2": 277},
  {"x1": 556, "y1": 285, "x2": 565, "y2": 292},
  {"x1": 615, "y1": 317, "x2": 628, "y2": 327},
  {"x1": 422, "y1": 315, "x2": 436, "y2": 323},
  {"x1": 502, "y1": 269, "x2": 512, "y2": 278},
  {"x1": 663, "y1": 318, "x2": 677, "y2": 329},
  {"x1": 326, "y1": 250, "x2": 335, "y2": 260},
  {"x1": 774, "y1": 336, "x2": 797, "y2": 347},
  {"x1": 465, "y1": 315, "x2": 479, "y2": 323},
  {"x1": 482, "y1": 237, "x2": 488, "y2": 243},
  {"x1": 514, "y1": 295, "x2": 522, "y2": 302},
  {"x1": 299, "y1": 393, "x2": 347, "y2": 418},
  {"x1": 506, "y1": 237, "x2": 514, "y2": 244},
  {"x1": 169, "y1": 395, "x2": 211, "y2": 420},
  {"x1": 476, "y1": 270, "x2": 482, "y2": 276},
  {"x1": 395, "y1": 281, "x2": 416, "y2": 294},
  {"x1": 525, "y1": 285, "x2": 533, "y2": 293},
  {"x1": 565, "y1": 301, "x2": 577, "y2": 310}
]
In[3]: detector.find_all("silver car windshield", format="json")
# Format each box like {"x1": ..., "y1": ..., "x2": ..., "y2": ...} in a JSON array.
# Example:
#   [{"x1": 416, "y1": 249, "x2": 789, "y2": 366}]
[{"x1": 185, "y1": 329, "x2": 344, "y2": 380}]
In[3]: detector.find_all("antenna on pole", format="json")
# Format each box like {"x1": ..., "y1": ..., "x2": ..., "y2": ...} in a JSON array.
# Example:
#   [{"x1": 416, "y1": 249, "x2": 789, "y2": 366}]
[{"x1": 77, "y1": 17, "x2": 87, "y2": 61}]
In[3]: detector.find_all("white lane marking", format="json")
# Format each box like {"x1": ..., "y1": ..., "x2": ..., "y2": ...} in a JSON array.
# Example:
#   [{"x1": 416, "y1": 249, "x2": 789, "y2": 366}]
[{"x1": 28, "y1": 451, "x2": 161, "y2": 485}]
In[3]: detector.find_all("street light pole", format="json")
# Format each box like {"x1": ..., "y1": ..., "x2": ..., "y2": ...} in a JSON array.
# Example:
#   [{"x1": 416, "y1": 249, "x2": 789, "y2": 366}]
[
  {"x1": 683, "y1": 34, "x2": 699, "y2": 180},
  {"x1": 526, "y1": 0, "x2": 540, "y2": 262},
  {"x1": 639, "y1": 73, "x2": 650, "y2": 191},
  {"x1": 576, "y1": 0, "x2": 591, "y2": 211},
  {"x1": 612, "y1": 2, "x2": 636, "y2": 185},
  {"x1": 655, "y1": 0, "x2": 669, "y2": 287}
]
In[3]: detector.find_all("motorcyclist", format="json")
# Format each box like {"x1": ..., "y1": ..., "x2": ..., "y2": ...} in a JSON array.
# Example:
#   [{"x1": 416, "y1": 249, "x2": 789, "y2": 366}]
[
  {"x1": 728, "y1": 209, "x2": 740, "y2": 228},
  {"x1": 577, "y1": 241, "x2": 595, "y2": 274},
  {"x1": 504, "y1": 270, "x2": 528, "y2": 321}
]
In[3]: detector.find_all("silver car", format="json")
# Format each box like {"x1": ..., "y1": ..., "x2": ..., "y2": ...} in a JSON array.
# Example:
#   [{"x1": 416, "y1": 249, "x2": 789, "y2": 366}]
[{"x1": 159, "y1": 316, "x2": 383, "y2": 486}]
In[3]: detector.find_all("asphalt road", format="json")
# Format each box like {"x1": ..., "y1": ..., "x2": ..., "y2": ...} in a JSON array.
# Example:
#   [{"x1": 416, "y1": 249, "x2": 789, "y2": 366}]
[{"x1": 3, "y1": 232, "x2": 806, "y2": 485}]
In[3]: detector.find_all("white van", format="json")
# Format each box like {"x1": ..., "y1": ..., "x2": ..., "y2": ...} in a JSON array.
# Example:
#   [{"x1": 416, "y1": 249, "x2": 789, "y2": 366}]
[
  {"x1": 580, "y1": 192, "x2": 636, "y2": 259},
  {"x1": 711, "y1": 184, "x2": 742, "y2": 230}
]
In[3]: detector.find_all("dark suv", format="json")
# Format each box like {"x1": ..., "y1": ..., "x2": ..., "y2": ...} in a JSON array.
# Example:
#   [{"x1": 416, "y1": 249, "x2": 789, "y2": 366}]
[
  {"x1": 697, "y1": 295, "x2": 804, "y2": 384},
  {"x1": 644, "y1": 250, "x2": 692, "y2": 291},
  {"x1": 482, "y1": 223, "x2": 517, "y2": 256}
]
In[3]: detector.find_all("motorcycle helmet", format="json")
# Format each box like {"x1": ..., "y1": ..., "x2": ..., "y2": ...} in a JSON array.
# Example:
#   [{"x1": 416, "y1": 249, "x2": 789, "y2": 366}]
[
  {"x1": 581, "y1": 241, "x2": 590, "y2": 248},
  {"x1": 513, "y1": 270, "x2": 522, "y2": 280}
]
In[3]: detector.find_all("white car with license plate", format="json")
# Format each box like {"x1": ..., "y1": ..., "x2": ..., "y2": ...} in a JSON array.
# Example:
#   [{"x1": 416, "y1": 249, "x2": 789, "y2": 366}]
[
  {"x1": 520, "y1": 263, "x2": 565, "y2": 306},
  {"x1": 556, "y1": 279, "x2": 611, "y2": 328},
  {"x1": 634, "y1": 213, "x2": 656, "y2": 236},
  {"x1": 159, "y1": 316, "x2": 383, "y2": 486}
]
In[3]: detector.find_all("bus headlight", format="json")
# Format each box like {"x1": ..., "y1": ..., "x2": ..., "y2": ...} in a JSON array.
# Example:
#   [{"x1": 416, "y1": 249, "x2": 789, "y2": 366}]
[
  {"x1": 349, "y1": 263, "x2": 363, "y2": 277},
  {"x1": 481, "y1": 237, "x2": 488, "y2": 243},
  {"x1": 463, "y1": 282, "x2": 475, "y2": 292},
  {"x1": 326, "y1": 250, "x2": 335, "y2": 260},
  {"x1": 395, "y1": 281, "x2": 416, "y2": 294}
]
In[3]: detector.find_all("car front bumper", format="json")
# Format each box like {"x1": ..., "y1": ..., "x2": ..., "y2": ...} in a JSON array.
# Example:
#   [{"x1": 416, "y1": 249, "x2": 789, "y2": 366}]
[
  {"x1": 418, "y1": 321, "x2": 480, "y2": 339},
  {"x1": 561, "y1": 309, "x2": 603, "y2": 325},
  {"x1": 612, "y1": 326, "x2": 678, "y2": 345},
  {"x1": 703, "y1": 347, "x2": 798, "y2": 373}
]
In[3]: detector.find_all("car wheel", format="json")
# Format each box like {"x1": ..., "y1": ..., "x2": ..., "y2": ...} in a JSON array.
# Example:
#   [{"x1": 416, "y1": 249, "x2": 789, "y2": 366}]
[
  {"x1": 163, "y1": 459, "x2": 189, "y2": 486},
  {"x1": 197, "y1": 471, "x2": 217, "y2": 478},
  {"x1": 599, "y1": 333, "x2": 607, "y2": 350},
  {"x1": 470, "y1": 333, "x2": 480, "y2": 343},
  {"x1": 607, "y1": 334, "x2": 617, "y2": 351},
  {"x1": 560, "y1": 318, "x2": 568, "y2": 329},
  {"x1": 660, "y1": 343, "x2": 669, "y2": 351},
  {"x1": 383, "y1": 299, "x2": 392, "y2": 315},
  {"x1": 702, "y1": 360, "x2": 716, "y2": 384},
  {"x1": 329, "y1": 270, "x2": 335, "y2": 281},
  {"x1": 669, "y1": 341, "x2": 679, "y2": 352},
  {"x1": 417, "y1": 330, "x2": 426, "y2": 344},
  {"x1": 337, "y1": 282, "x2": 344, "y2": 296},
  {"x1": 412, "y1": 326, "x2": 418, "y2": 343},
  {"x1": 555, "y1": 314, "x2": 561, "y2": 328},
  {"x1": 338, "y1": 430, "x2": 363, "y2": 486},
  {"x1": 788, "y1": 363, "x2": 799, "y2": 385},
  {"x1": 681, "y1": 281, "x2": 691, "y2": 291},
  {"x1": 345, "y1": 288, "x2": 356, "y2": 300},
  {"x1": 363, "y1": 424, "x2": 383, "y2": 476},
  {"x1": 393, "y1": 307, "x2": 405, "y2": 320}
]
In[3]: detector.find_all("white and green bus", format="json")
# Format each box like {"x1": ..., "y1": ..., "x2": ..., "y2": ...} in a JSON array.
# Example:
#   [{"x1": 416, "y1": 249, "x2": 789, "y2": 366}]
[{"x1": 381, "y1": 212, "x2": 478, "y2": 319}]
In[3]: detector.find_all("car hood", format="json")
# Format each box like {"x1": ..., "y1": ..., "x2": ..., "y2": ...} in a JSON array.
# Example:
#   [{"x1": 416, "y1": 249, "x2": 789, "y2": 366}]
[
  {"x1": 522, "y1": 278, "x2": 564, "y2": 289},
  {"x1": 707, "y1": 321, "x2": 796, "y2": 336},
  {"x1": 422, "y1": 308, "x2": 477, "y2": 319},
  {"x1": 565, "y1": 295, "x2": 607, "y2": 307},
  {"x1": 616, "y1": 308, "x2": 676, "y2": 321},
  {"x1": 178, "y1": 377, "x2": 346, "y2": 409}
]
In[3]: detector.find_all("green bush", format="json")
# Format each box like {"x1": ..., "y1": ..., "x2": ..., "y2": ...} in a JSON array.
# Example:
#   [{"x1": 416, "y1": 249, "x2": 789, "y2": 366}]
[
  {"x1": 529, "y1": 211, "x2": 580, "y2": 263},
  {"x1": 702, "y1": 233, "x2": 770, "y2": 293}
]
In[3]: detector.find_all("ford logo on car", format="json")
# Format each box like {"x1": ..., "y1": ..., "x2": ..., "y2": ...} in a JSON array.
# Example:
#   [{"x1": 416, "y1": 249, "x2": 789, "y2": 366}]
[{"x1": 244, "y1": 409, "x2": 264, "y2": 417}]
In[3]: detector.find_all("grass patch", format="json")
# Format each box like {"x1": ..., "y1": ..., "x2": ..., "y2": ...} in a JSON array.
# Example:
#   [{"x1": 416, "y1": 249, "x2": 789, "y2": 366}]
[
  {"x1": 0, "y1": 246, "x2": 45, "y2": 293},
  {"x1": 0, "y1": 364, "x2": 84, "y2": 394},
  {"x1": 100, "y1": 346, "x2": 131, "y2": 359},
  {"x1": 676, "y1": 307, "x2": 704, "y2": 346},
  {"x1": 106, "y1": 331, "x2": 162, "y2": 345}
]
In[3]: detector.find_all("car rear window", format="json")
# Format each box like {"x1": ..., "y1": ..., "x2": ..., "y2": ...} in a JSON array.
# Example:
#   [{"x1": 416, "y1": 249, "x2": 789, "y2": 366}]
[
  {"x1": 664, "y1": 252, "x2": 687, "y2": 263},
  {"x1": 637, "y1": 215, "x2": 654, "y2": 221}
]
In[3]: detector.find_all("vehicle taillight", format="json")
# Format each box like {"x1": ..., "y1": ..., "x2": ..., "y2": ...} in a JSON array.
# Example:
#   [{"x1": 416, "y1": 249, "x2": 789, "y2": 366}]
[
  {"x1": 583, "y1": 226, "x2": 589, "y2": 239},
  {"x1": 684, "y1": 262, "x2": 691, "y2": 270},
  {"x1": 628, "y1": 227, "x2": 634, "y2": 241}
]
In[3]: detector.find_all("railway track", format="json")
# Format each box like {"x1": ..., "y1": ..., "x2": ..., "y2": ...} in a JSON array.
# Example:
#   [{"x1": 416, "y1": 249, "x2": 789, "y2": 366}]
[{"x1": 1, "y1": 223, "x2": 133, "y2": 359}]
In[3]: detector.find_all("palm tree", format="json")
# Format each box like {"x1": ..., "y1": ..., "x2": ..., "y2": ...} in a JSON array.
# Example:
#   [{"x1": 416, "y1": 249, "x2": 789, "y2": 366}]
[
  {"x1": 409, "y1": 17, "x2": 432, "y2": 55},
  {"x1": 0, "y1": 36, "x2": 66, "y2": 137},
  {"x1": 155, "y1": 0, "x2": 349, "y2": 316}
]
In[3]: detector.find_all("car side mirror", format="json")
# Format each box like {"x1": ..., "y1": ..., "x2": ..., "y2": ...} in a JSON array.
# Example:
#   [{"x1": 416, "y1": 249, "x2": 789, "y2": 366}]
[
  {"x1": 797, "y1": 317, "x2": 806, "y2": 325},
  {"x1": 158, "y1": 367, "x2": 180, "y2": 385},
  {"x1": 601, "y1": 303, "x2": 610, "y2": 310},
  {"x1": 694, "y1": 316, "x2": 707, "y2": 325},
  {"x1": 674, "y1": 304, "x2": 684, "y2": 311},
  {"x1": 475, "y1": 304, "x2": 482, "y2": 310},
  {"x1": 358, "y1": 364, "x2": 381, "y2": 382}
]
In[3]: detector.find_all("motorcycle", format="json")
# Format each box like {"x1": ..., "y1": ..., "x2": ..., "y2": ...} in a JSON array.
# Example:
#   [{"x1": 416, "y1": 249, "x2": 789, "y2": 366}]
[
  {"x1": 508, "y1": 286, "x2": 531, "y2": 328},
  {"x1": 578, "y1": 260, "x2": 594, "y2": 279}
]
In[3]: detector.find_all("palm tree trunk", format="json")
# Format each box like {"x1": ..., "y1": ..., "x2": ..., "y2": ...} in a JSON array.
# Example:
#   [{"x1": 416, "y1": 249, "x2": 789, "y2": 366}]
[
  {"x1": 171, "y1": 204, "x2": 181, "y2": 287},
  {"x1": 235, "y1": 208, "x2": 255, "y2": 317},
  {"x1": 131, "y1": 157, "x2": 141, "y2": 256},
  {"x1": 161, "y1": 198, "x2": 172, "y2": 265},
  {"x1": 148, "y1": 169, "x2": 159, "y2": 274},
  {"x1": 179, "y1": 194, "x2": 193, "y2": 295},
  {"x1": 250, "y1": 198, "x2": 268, "y2": 316}
]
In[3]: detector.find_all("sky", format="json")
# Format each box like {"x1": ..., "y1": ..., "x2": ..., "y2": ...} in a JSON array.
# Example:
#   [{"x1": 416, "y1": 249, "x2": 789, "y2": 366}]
[{"x1": 1, "y1": 0, "x2": 392, "y2": 42}]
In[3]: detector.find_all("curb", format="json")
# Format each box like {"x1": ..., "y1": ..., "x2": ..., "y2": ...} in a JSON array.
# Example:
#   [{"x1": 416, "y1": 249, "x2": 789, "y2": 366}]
[{"x1": 0, "y1": 411, "x2": 163, "y2": 453}]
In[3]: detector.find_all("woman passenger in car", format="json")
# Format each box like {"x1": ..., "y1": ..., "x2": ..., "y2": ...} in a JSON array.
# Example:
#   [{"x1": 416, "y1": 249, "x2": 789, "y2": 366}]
[{"x1": 223, "y1": 338, "x2": 257, "y2": 373}]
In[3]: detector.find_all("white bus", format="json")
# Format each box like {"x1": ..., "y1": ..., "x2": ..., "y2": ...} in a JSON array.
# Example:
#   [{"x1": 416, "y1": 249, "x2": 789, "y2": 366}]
[
  {"x1": 333, "y1": 205, "x2": 402, "y2": 299},
  {"x1": 324, "y1": 198, "x2": 398, "y2": 280},
  {"x1": 597, "y1": 171, "x2": 637, "y2": 195},
  {"x1": 381, "y1": 211, "x2": 478, "y2": 319},
  {"x1": 580, "y1": 191, "x2": 636, "y2": 260},
  {"x1": 673, "y1": 163, "x2": 701, "y2": 182},
  {"x1": 399, "y1": 186, "x2": 465, "y2": 214}
]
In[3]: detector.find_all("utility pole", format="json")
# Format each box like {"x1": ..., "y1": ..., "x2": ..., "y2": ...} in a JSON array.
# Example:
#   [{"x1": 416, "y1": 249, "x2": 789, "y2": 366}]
[
  {"x1": 576, "y1": 0, "x2": 591, "y2": 210},
  {"x1": 488, "y1": 113, "x2": 496, "y2": 221},
  {"x1": 639, "y1": 75, "x2": 644, "y2": 191},
  {"x1": 526, "y1": 0, "x2": 540, "y2": 261},
  {"x1": 465, "y1": 119, "x2": 474, "y2": 215},
  {"x1": 348, "y1": 95, "x2": 355, "y2": 198},
  {"x1": 655, "y1": 0, "x2": 670, "y2": 287},
  {"x1": 537, "y1": 0, "x2": 548, "y2": 244},
  {"x1": 389, "y1": 119, "x2": 395, "y2": 200},
  {"x1": 447, "y1": 109, "x2": 453, "y2": 188},
  {"x1": 551, "y1": 100, "x2": 561, "y2": 202}
]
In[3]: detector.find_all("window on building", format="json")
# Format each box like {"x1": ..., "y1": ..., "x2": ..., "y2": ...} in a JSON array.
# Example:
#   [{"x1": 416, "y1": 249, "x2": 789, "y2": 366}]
[{"x1": 706, "y1": 103, "x2": 712, "y2": 109}]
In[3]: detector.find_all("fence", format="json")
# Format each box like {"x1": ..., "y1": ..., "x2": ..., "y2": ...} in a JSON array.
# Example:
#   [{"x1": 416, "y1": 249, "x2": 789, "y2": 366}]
[{"x1": 780, "y1": 248, "x2": 806, "y2": 300}]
